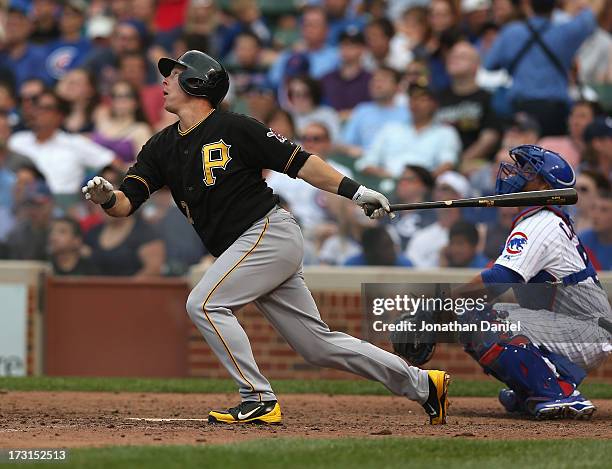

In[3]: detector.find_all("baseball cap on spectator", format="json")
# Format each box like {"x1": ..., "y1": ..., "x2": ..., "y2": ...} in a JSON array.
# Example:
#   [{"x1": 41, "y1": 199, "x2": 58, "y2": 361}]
[
  {"x1": 22, "y1": 181, "x2": 53, "y2": 205},
  {"x1": 339, "y1": 26, "x2": 365, "y2": 44},
  {"x1": 87, "y1": 15, "x2": 116, "y2": 39},
  {"x1": 462, "y1": 0, "x2": 491, "y2": 13},
  {"x1": 246, "y1": 76, "x2": 275, "y2": 95},
  {"x1": 436, "y1": 171, "x2": 471, "y2": 199},
  {"x1": 284, "y1": 53, "x2": 310, "y2": 78},
  {"x1": 583, "y1": 116, "x2": 612, "y2": 143},
  {"x1": 8, "y1": 0, "x2": 30, "y2": 15},
  {"x1": 507, "y1": 112, "x2": 541, "y2": 135}
]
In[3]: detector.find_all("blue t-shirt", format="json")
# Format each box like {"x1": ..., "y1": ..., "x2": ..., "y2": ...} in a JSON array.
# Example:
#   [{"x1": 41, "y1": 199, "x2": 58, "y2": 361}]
[
  {"x1": 341, "y1": 101, "x2": 411, "y2": 150},
  {"x1": 484, "y1": 10, "x2": 596, "y2": 103},
  {"x1": 578, "y1": 230, "x2": 612, "y2": 270},
  {"x1": 0, "y1": 44, "x2": 52, "y2": 87},
  {"x1": 45, "y1": 38, "x2": 92, "y2": 80}
]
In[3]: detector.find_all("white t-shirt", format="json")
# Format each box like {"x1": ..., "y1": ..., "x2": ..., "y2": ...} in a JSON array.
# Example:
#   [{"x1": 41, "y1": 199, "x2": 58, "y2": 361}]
[
  {"x1": 8, "y1": 130, "x2": 115, "y2": 194},
  {"x1": 265, "y1": 161, "x2": 352, "y2": 228},
  {"x1": 405, "y1": 222, "x2": 449, "y2": 268},
  {"x1": 495, "y1": 209, "x2": 587, "y2": 282}
]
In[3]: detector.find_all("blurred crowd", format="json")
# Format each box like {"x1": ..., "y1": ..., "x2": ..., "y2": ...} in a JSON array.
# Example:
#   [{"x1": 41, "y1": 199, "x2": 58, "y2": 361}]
[{"x1": 0, "y1": 0, "x2": 610, "y2": 277}]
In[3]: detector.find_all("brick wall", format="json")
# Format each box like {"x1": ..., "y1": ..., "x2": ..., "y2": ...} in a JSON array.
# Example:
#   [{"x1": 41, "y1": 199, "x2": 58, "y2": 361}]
[{"x1": 188, "y1": 290, "x2": 612, "y2": 382}]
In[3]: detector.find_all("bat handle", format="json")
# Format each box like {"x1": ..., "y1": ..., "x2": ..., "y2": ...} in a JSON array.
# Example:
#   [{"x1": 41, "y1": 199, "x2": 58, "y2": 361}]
[{"x1": 363, "y1": 203, "x2": 378, "y2": 217}]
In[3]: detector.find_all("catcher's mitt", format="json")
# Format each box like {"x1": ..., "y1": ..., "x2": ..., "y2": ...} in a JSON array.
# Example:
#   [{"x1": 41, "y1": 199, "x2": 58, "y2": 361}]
[{"x1": 390, "y1": 309, "x2": 437, "y2": 366}]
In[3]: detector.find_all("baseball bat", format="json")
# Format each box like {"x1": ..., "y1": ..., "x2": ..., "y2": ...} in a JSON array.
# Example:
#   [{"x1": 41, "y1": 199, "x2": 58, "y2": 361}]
[{"x1": 364, "y1": 188, "x2": 577, "y2": 216}]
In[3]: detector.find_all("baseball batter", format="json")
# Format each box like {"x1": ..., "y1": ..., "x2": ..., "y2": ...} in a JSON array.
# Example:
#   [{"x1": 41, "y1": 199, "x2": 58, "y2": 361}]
[
  {"x1": 81, "y1": 51, "x2": 450, "y2": 425},
  {"x1": 456, "y1": 145, "x2": 611, "y2": 419}
]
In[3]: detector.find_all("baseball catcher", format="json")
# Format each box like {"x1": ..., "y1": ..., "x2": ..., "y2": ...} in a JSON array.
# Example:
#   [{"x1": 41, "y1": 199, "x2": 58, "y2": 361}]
[{"x1": 393, "y1": 145, "x2": 612, "y2": 419}]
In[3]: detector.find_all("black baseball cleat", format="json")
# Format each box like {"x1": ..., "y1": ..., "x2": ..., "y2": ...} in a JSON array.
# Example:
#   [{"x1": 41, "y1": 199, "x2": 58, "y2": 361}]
[
  {"x1": 208, "y1": 400, "x2": 282, "y2": 424},
  {"x1": 421, "y1": 370, "x2": 450, "y2": 424}
]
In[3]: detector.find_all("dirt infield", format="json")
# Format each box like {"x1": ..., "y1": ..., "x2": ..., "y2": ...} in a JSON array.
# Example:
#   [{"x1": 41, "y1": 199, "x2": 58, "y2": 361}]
[{"x1": 1, "y1": 392, "x2": 611, "y2": 448}]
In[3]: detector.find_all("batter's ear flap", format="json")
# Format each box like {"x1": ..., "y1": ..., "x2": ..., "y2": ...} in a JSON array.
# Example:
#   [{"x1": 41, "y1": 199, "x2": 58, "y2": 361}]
[{"x1": 183, "y1": 76, "x2": 206, "y2": 93}]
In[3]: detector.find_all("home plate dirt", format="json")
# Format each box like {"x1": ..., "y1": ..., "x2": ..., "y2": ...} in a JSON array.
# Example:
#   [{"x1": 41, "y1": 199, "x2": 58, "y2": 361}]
[{"x1": 1, "y1": 392, "x2": 611, "y2": 448}]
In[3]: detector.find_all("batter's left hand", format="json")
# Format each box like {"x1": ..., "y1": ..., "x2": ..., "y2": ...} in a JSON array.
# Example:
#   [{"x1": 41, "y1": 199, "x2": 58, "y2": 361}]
[{"x1": 352, "y1": 186, "x2": 395, "y2": 219}]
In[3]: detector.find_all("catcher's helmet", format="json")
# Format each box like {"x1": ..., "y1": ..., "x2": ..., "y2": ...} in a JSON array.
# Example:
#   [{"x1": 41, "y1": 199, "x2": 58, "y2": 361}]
[
  {"x1": 495, "y1": 144, "x2": 575, "y2": 195},
  {"x1": 158, "y1": 50, "x2": 229, "y2": 107}
]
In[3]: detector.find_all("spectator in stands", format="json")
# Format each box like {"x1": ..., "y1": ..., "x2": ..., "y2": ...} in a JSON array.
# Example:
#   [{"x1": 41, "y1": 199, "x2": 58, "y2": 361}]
[
  {"x1": 141, "y1": 188, "x2": 206, "y2": 276},
  {"x1": 265, "y1": 108, "x2": 297, "y2": 141},
  {"x1": 573, "y1": 169, "x2": 611, "y2": 233},
  {"x1": 85, "y1": 166, "x2": 165, "y2": 277},
  {"x1": 581, "y1": 116, "x2": 612, "y2": 182},
  {"x1": 388, "y1": 165, "x2": 436, "y2": 252},
  {"x1": 580, "y1": 190, "x2": 612, "y2": 270},
  {"x1": 577, "y1": 1, "x2": 612, "y2": 85},
  {"x1": 405, "y1": 171, "x2": 470, "y2": 267},
  {"x1": 8, "y1": 89, "x2": 116, "y2": 200},
  {"x1": 320, "y1": 27, "x2": 371, "y2": 116},
  {"x1": 340, "y1": 66, "x2": 410, "y2": 157},
  {"x1": 357, "y1": 82, "x2": 461, "y2": 177},
  {"x1": 285, "y1": 76, "x2": 341, "y2": 141},
  {"x1": 182, "y1": 0, "x2": 223, "y2": 58},
  {"x1": 363, "y1": 18, "x2": 397, "y2": 71},
  {"x1": 3, "y1": 180, "x2": 54, "y2": 261},
  {"x1": 439, "y1": 220, "x2": 489, "y2": 268},
  {"x1": 56, "y1": 68, "x2": 100, "y2": 134},
  {"x1": 91, "y1": 80, "x2": 152, "y2": 165},
  {"x1": 436, "y1": 40, "x2": 501, "y2": 164},
  {"x1": 30, "y1": 0, "x2": 61, "y2": 44},
  {"x1": 15, "y1": 78, "x2": 45, "y2": 132},
  {"x1": 219, "y1": 0, "x2": 271, "y2": 58},
  {"x1": 44, "y1": 0, "x2": 91, "y2": 81},
  {"x1": 0, "y1": 82, "x2": 19, "y2": 127},
  {"x1": 266, "y1": 121, "x2": 352, "y2": 230},
  {"x1": 268, "y1": 6, "x2": 339, "y2": 87},
  {"x1": 84, "y1": 20, "x2": 156, "y2": 96},
  {"x1": 226, "y1": 32, "x2": 269, "y2": 110},
  {"x1": 482, "y1": 205, "x2": 516, "y2": 260},
  {"x1": 118, "y1": 52, "x2": 166, "y2": 128},
  {"x1": 492, "y1": 0, "x2": 523, "y2": 27},
  {"x1": 425, "y1": 0, "x2": 462, "y2": 90},
  {"x1": 0, "y1": 3, "x2": 51, "y2": 87},
  {"x1": 484, "y1": 0, "x2": 600, "y2": 136},
  {"x1": 389, "y1": 6, "x2": 430, "y2": 72},
  {"x1": 323, "y1": 0, "x2": 368, "y2": 45},
  {"x1": 48, "y1": 216, "x2": 99, "y2": 275},
  {"x1": 0, "y1": 112, "x2": 31, "y2": 210},
  {"x1": 461, "y1": 0, "x2": 492, "y2": 44},
  {"x1": 538, "y1": 100, "x2": 602, "y2": 169},
  {"x1": 243, "y1": 80, "x2": 277, "y2": 123},
  {"x1": 344, "y1": 226, "x2": 413, "y2": 266},
  {"x1": 469, "y1": 112, "x2": 539, "y2": 202}
]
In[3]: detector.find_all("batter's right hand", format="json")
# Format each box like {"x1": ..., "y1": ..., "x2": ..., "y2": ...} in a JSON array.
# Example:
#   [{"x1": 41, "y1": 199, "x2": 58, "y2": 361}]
[
  {"x1": 352, "y1": 185, "x2": 395, "y2": 219},
  {"x1": 82, "y1": 176, "x2": 114, "y2": 205}
]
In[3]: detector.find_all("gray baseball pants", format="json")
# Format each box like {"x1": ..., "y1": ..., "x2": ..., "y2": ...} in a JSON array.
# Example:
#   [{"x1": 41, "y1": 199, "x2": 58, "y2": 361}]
[{"x1": 186, "y1": 206, "x2": 430, "y2": 403}]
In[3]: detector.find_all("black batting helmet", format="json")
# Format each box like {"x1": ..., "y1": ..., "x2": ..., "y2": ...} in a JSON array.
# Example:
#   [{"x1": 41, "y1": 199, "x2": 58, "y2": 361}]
[{"x1": 158, "y1": 50, "x2": 230, "y2": 107}]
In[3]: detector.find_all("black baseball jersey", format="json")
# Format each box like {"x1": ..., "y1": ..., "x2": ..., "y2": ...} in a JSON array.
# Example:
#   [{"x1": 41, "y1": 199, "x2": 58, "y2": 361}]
[{"x1": 119, "y1": 110, "x2": 312, "y2": 256}]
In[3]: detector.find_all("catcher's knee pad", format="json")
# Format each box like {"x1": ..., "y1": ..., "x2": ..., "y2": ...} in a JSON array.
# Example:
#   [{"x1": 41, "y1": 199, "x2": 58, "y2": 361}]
[{"x1": 477, "y1": 337, "x2": 575, "y2": 400}]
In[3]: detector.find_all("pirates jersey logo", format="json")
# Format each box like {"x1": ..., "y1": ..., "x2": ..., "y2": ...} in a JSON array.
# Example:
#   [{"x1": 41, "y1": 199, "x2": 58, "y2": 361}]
[
  {"x1": 202, "y1": 140, "x2": 232, "y2": 186},
  {"x1": 266, "y1": 129, "x2": 288, "y2": 143}
]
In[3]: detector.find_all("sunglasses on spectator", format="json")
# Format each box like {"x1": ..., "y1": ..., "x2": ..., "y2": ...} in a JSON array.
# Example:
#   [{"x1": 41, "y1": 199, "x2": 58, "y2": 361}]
[{"x1": 301, "y1": 134, "x2": 328, "y2": 143}]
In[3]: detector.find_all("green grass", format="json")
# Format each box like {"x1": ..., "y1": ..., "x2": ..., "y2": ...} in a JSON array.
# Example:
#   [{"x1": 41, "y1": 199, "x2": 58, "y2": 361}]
[
  {"x1": 0, "y1": 376, "x2": 611, "y2": 398},
  {"x1": 4, "y1": 439, "x2": 612, "y2": 469}
]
